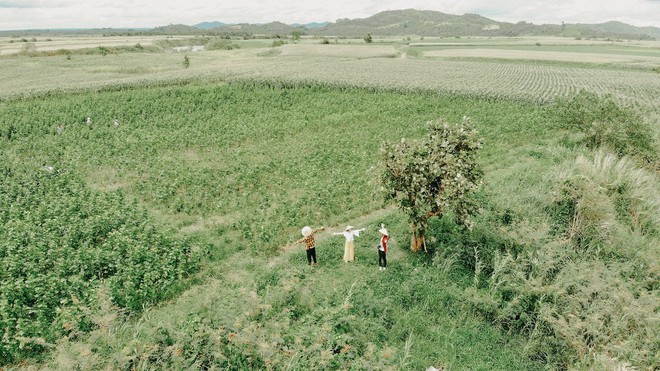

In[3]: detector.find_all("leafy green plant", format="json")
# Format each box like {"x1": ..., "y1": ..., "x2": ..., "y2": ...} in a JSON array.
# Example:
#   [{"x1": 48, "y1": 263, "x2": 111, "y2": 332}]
[
  {"x1": 551, "y1": 90, "x2": 657, "y2": 165},
  {"x1": 0, "y1": 165, "x2": 199, "y2": 364},
  {"x1": 381, "y1": 117, "x2": 483, "y2": 251}
]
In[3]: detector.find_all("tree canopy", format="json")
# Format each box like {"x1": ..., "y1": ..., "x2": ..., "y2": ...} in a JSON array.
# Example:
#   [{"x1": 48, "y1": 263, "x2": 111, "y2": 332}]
[{"x1": 381, "y1": 117, "x2": 483, "y2": 251}]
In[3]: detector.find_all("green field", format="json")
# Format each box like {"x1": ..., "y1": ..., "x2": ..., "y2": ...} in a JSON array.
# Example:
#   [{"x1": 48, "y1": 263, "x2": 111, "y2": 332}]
[{"x1": 1, "y1": 36, "x2": 658, "y2": 369}]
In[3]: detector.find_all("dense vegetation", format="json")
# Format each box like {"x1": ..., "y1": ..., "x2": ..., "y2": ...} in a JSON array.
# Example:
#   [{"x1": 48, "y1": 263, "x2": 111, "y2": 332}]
[{"x1": 1, "y1": 81, "x2": 657, "y2": 369}]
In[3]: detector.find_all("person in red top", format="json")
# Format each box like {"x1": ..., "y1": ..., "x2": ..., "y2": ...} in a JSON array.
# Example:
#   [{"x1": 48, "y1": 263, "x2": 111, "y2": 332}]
[{"x1": 378, "y1": 224, "x2": 389, "y2": 271}]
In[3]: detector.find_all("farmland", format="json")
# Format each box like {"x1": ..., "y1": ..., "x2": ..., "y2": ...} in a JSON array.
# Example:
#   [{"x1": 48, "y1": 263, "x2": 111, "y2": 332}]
[
  {"x1": 1, "y1": 34, "x2": 659, "y2": 369},
  {"x1": 1, "y1": 36, "x2": 659, "y2": 108}
]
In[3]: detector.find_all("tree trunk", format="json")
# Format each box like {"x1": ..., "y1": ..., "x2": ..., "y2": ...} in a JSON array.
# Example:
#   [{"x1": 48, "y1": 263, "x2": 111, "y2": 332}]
[{"x1": 410, "y1": 224, "x2": 425, "y2": 252}]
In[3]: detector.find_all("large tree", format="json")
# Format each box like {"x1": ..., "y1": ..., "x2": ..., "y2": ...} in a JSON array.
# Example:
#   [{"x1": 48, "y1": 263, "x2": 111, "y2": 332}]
[{"x1": 381, "y1": 117, "x2": 483, "y2": 252}]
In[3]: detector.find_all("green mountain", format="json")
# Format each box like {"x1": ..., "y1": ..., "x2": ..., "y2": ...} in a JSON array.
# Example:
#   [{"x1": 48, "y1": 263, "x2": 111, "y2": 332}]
[
  {"x1": 579, "y1": 20, "x2": 660, "y2": 39},
  {"x1": 137, "y1": 9, "x2": 660, "y2": 39},
  {"x1": 194, "y1": 21, "x2": 229, "y2": 30},
  {"x1": 320, "y1": 9, "x2": 501, "y2": 36},
  {"x1": 313, "y1": 9, "x2": 659, "y2": 39},
  {"x1": 209, "y1": 21, "x2": 302, "y2": 35},
  {"x1": 149, "y1": 24, "x2": 204, "y2": 34}
]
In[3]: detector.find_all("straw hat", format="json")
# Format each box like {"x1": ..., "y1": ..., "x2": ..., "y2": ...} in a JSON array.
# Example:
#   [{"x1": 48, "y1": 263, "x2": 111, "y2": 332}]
[
  {"x1": 378, "y1": 224, "x2": 389, "y2": 236},
  {"x1": 345, "y1": 225, "x2": 354, "y2": 231},
  {"x1": 301, "y1": 226, "x2": 313, "y2": 237}
]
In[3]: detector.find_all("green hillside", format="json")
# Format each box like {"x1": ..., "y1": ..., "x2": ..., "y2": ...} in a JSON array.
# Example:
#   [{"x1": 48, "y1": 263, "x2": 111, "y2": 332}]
[{"x1": 315, "y1": 9, "x2": 659, "y2": 39}]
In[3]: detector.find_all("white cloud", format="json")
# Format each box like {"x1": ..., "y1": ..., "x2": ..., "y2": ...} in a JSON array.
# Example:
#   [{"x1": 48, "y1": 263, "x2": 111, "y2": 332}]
[{"x1": 0, "y1": 0, "x2": 659, "y2": 30}]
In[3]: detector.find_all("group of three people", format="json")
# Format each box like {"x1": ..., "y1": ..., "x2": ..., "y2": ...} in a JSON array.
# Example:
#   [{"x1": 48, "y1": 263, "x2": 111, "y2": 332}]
[{"x1": 296, "y1": 224, "x2": 390, "y2": 270}]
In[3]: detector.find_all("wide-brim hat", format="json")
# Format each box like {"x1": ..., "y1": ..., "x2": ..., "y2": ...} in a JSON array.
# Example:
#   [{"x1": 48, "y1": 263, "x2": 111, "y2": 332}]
[
  {"x1": 378, "y1": 227, "x2": 389, "y2": 236},
  {"x1": 301, "y1": 226, "x2": 313, "y2": 237},
  {"x1": 345, "y1": 225, "x2": 354, "y2": 231}
]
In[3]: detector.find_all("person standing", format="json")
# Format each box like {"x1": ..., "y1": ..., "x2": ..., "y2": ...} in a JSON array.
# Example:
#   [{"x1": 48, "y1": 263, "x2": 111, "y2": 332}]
[
  {"x1": 333, "y1": 225, "x2": 365, "y2": 262},
  {"x1": 296, "y1": 226, "x2": 325, "y2": 266},
  {"x1": 378, "y1": 224, "x2": 389, "y2": 271}
]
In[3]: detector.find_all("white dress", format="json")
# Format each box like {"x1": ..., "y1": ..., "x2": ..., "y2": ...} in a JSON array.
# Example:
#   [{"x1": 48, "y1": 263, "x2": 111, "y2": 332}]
[{"x1": 335, "y1": 229, "x2": 363, "y2": 262}]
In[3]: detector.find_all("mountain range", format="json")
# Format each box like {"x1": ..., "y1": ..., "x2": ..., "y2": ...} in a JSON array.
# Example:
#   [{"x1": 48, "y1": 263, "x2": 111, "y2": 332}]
[
  {"x1": 173, "y1": 9, "x2": 659, "y2": 40},
  {"x1": 2, "y1": 9, "x2": 658, "y2": 40}
]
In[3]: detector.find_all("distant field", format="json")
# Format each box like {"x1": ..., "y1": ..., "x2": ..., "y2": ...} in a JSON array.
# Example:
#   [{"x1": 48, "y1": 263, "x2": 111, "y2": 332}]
[
  {"x1": 1, "y1": 39, "x2": 659, "y2": 109},
  {"x1": 0, "y1": 35, "x2": 189, "y2": 55},
  {"x1": 422, "y1": 48, "x2": 660, "y2": 65}
]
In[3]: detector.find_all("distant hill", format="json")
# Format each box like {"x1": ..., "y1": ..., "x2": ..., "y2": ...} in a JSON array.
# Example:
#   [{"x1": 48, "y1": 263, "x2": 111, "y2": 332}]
[
  {"x1": 194, "y1": 21, "x2": 229, "y2": 30},
  {"x1": 313, "y1": 9, "x2": 658, "y2": 39},
  {"x1": 291, "y1": 22, "x2": 330, "y2": 29},
  {"x1": 209, "y1": 21, "x2": 302, "y2": 35},
  {"x1": 149, "y1": 24, "x2": 203, "y2": 34},
  {"x1": 8, "y1": 9, "x2": 654, "y2": 40},
  {"x1": 319, "y1": 9, "x2": 500, "y2": 36},
  {"x1": 579, "y1": 21, "x2": 660, "y2": 39},
  {"x1": 168, "y1": 9, "x2": 658, "y2": 40}
]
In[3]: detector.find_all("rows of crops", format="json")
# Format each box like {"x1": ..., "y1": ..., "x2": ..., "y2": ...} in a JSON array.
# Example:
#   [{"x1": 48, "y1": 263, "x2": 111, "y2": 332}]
[{"x1": 1, "y1": 47, "x2": 659, "y2": 110}]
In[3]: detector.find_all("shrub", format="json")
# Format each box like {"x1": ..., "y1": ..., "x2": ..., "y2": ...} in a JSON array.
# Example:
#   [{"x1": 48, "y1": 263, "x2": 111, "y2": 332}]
[
  {"x1": 0, "y1": 166, "x2": 199, "y2": 364},
  {"x1": 19, "y1": 42, "x2": 38, "y2": 57},
  {"x1": 207, "y1": 39, "x2": 240, "y2": 50},
  {"x1": 551, "y1": 90, "x2": 657, "y2": 165}
]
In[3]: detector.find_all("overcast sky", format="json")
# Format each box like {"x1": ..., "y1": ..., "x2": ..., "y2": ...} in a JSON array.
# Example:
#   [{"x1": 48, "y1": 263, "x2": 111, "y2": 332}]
[{"x1": 1, "y1": 0, "x2": 659, "y2": 31}]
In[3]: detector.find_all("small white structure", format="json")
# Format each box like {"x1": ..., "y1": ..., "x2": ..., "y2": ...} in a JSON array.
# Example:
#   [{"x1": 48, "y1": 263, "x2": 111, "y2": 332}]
[
  {"x1": 85, "y1": 117, "x2": 92, "y2": 125},
  {"x1": 173, "y1": 45, "x2": 205, "y2": 53},
  {"x1": 113, "y1": 119, "x2": 120, "y2": 127}
]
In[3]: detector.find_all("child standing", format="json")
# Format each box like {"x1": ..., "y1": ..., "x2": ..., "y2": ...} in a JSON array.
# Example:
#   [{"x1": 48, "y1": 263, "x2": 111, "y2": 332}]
[
  {"x1": 296, "y1": 226, "x2": 325, "y2": 266},
  {"x1": 378, "y1": 224, "x2": 389, "y2": 271},
  {"x1": 333, "y1": 225, "x2": 366, "y2": 262}
]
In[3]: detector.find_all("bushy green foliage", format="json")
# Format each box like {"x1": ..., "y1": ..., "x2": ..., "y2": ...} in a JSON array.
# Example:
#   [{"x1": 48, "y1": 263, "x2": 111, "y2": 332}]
[
  {"x1": 0, "y1": 164, "x2": 199, "y2": 365},
  {"x1": 206, "y1": 39, "x2": 240, "y2": 50},
  {"x1": 551, "y1": 90, "x2": 657, "y2": 165},
  {"x1": 381, "y1": 117, "x2": 483, "y2": 250},
  {"x1": 364, "y1": 33, "x2": 373, "y2": 43}
]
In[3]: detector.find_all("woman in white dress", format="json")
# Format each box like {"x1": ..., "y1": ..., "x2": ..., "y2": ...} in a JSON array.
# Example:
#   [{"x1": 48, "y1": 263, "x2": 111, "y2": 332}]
[{"x1": 333, "y1": 225, "x2": 365, "y2": 262}]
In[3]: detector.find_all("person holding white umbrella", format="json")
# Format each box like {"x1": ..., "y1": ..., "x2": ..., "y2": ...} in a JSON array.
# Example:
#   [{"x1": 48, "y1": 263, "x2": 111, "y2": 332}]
[{"x1": 333, "y1": 225, "x2": 365, "y2": 262}]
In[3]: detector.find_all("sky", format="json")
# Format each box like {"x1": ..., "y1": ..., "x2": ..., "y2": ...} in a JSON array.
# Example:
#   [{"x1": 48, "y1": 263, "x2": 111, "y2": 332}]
[{"x1": 1, "y1": 0, "x2": 659, "y2": 31}]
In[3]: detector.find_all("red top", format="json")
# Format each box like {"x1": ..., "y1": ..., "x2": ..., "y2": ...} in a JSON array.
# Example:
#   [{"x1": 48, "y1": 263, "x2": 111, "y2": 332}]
[{"x1": 380, "y1": 235, "x2": 389, "y2": 253}]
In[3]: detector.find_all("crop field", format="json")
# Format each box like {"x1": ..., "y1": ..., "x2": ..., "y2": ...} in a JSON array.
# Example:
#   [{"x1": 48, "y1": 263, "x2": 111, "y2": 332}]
[
  {"x1": 1, "y1": 35, "x2": 658, "y2": 369},
  {"x1": 422, "y1": 48, "x2": 660, "y2": 65},
  {"x1": 1, "y1": 37, "x2": 659, "y2": 109}
]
